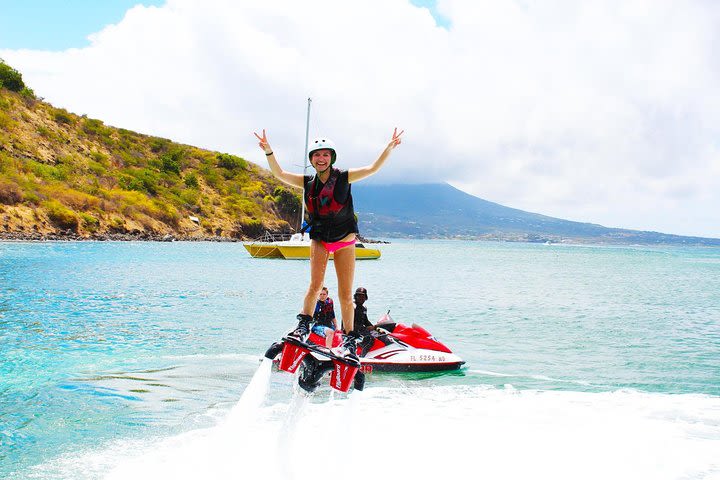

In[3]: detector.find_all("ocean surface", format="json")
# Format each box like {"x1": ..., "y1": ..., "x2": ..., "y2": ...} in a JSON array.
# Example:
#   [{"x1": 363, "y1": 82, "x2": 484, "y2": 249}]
[{"x1": 1, "y1": 240, "x2": 719, "y2": 479}]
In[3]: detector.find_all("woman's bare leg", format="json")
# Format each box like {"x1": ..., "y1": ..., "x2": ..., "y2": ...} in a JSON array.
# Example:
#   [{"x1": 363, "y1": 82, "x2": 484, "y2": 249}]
[
  {"x1": 332, "y1": 244, "x2": 356, "y2": 334},
  {"x1": 303, "y1": 240, "x2": 329, "y2": 315},
  {"x1": 325, "y1": 328, "x2": 333, "y2": 348}
]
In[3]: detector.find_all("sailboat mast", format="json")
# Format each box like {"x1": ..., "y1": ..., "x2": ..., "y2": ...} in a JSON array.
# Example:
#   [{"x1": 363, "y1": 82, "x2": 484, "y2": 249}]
[{"x1": 300, "y1": 97, "x2": 312, "y2": 234}]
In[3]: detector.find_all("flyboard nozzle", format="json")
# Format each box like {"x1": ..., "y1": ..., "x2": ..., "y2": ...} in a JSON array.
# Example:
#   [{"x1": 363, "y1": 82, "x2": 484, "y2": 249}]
[{"x1": 264, "y1": 342, "x2": 283, "y2": 360}]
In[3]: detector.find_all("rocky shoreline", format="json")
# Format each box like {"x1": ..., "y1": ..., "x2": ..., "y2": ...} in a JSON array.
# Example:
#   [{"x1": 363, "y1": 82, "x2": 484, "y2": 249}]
[{"x1": 0, "y1": 231, "x2": 236, "y2": 242}]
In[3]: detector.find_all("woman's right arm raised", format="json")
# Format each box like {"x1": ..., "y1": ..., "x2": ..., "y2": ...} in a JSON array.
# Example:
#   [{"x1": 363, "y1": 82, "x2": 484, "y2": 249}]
[{"x1": 253, "y1": 129, "x2": 305, "y2": 188}]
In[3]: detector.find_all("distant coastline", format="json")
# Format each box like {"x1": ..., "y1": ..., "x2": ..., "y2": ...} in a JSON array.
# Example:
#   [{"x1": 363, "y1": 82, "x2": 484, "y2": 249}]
[{"x1": 2, "y1": 230, "x2": 717, "y2": 247}]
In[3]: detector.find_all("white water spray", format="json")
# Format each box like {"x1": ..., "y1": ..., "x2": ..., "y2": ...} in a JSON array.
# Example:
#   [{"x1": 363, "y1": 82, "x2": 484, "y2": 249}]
[
  {"x1": 225, "y1": 357, "x2": 273, "y2": 426},
  {"x1": 277, "y1": 390, "x2": 310, "y2": 479}
]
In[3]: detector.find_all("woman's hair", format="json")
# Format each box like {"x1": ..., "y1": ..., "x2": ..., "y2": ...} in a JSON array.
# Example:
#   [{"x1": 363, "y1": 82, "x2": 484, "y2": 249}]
[{"x1": 321, "y1": 286, "x2": 328, "y2": 293}]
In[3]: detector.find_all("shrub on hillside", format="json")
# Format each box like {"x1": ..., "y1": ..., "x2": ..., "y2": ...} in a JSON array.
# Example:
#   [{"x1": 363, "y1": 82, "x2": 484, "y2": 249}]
[
  {"x1": 52, "y1": 109, "x2": 74, "y2": 125},
  {"x1": 43, "y1": 185, "x2": 101, "y2": 211},
  {"x1": 273, "y1": 186, "x2": 300, "y2": 218},
  {"x1": 109, "y1": 217, "x2": 126, "y2": 233},
  {"x1": 27, "y1": 160, "x2": 70, "y2": 181},
  {"x1": 203, "y1": 169, "x2": 221, "y2": 189},
  {"x1": 216, "y1": 153, "x2": 247, "y2": 171},
  {"x1": 82, "y1": 118, "x2": 113, "y2": 144},
  {"x1": 88, "y1": 160, "x2": 107, "y2": 176},
  {"x1": 20, "y1": 87, "x2": 36, "y2": 105},
  {"x1": 37, "y1": 126, "x2": 67, "y2": 144},
  {"x1": 79, "y1": 212, "x2": 99, "y2": 232},
  {"x1": 184, "y1": 172, "x2": 199, "y2": 188},
  {"x1": 0, "y1": 179, "x2": 24, "y2": 204},
  {"x1": 155, "y1": 202, "x2": 180, "y2": 226},
  {"x1": 117, "y1": 130, "x2": 143, "y2": 154},
  {"x1": 119, "y1": 170, "x2": 159, "y2": 195},
  {"x1": 242, "y1": 181, "x2": 266, "y2": 198},
  {"x1": 24, "y1": 192, "x2": 42, "y2": 205},
  {"x1": 0, "y1": 152, "x2": 11, "y2": 174},
  {"x1": 234, "y1": 218, "x2": 264, "y2": 238},
  {"x1": 0, "y1": 110, "x2": 13, "y2": 130},
  {"x1": 37, "y1": 125, "x2": 53, "y2": 138},
  {"x1": 162, "y1": 156, "x2": 181, "y2": 175},
  {"x1": 0, "y1": 127, "x2": 9, "y2": 148},
  {"x1": 82, "y1": 118, "x2": 104, "y2": 134},
  {"x1": 0, "y1": 59, "x2": 26, "y2": 92},
  {"x1": 90, "y1": 151, "x2": 109, "y2": 164},
  {"x1": 226, "y1": 195, "x2": 262, "y2": 218},
  {"x1": 45, "y1": 200, "x2": 79, "y2": 231},
  {"x1": 179, "y1": 189, "x2": 199, "y2": 207},
  {"x1": 160, "y1": 149, "x2": 184, "y2": 175},
  {"x1": 149, "y1": 137, "x2": 171, "y2": 153}
]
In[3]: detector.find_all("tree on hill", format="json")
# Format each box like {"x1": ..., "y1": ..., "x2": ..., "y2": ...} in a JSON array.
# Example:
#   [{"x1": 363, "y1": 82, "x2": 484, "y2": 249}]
[{"x1": 0, "y1": 59, "x2": 26, "y2": 92}]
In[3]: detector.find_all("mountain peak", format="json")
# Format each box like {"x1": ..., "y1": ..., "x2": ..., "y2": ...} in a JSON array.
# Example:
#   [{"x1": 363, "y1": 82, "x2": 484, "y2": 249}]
[{"x1": 352, "y1": 183, "x2": 720, "y2": 245}]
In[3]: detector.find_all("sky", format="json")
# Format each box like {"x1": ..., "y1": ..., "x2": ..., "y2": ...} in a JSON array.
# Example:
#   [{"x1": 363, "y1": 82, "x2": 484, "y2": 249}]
[{"x1": 1, "y1": 0, "x2": 719, "y2": 238}]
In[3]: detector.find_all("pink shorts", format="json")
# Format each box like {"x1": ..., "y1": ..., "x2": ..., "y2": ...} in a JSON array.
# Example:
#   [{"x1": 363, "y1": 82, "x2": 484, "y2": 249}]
[{"x1": 320, "y1": 238, "x2": 356, "y2": 254}]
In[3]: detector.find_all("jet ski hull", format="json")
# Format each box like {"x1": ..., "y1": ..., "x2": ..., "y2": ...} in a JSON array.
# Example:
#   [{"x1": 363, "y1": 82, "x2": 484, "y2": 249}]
[{"x1": 360, "y1": 346, "x2": 465, "y2": 373}]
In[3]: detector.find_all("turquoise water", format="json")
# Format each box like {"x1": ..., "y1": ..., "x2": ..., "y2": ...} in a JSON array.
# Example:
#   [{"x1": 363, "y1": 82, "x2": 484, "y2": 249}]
[{"x1": 1, "y1": 241, "x2": 719, "y2": 479}]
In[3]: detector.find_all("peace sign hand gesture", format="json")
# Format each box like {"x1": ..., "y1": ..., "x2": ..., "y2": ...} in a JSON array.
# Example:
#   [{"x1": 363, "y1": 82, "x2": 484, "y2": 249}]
[
  {"x1": 253, "y1": 129, "x2": 273, "y2": 154},
  {"x1": 387, "y1": 128, "x2": 404, "y2": 149}
]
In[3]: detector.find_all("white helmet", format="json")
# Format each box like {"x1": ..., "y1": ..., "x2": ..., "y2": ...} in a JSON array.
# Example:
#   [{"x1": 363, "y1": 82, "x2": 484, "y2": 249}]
[{"x1": 308, "y1": 137, "x2": 337, "y2": 164}]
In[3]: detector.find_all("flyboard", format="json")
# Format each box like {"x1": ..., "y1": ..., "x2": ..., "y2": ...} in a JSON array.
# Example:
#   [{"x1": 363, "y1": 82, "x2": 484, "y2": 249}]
[{"x1": 265, "y1": 335, "x2": 365, "y2": 393}]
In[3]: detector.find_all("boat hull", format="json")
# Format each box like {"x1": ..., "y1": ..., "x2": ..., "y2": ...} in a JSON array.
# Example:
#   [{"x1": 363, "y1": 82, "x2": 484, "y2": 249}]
[
  {"x1": 276, "y1": 245, "x2": 381, "y2": 260},
  {"x1": 243, "y1": 243, "x2": 283, "y2": 258}
]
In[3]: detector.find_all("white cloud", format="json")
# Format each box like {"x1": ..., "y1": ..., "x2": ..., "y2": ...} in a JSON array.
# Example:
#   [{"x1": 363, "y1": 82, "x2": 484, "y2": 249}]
[{"x1": 3, "y1": 0, "x2": 719, "y2": 237}]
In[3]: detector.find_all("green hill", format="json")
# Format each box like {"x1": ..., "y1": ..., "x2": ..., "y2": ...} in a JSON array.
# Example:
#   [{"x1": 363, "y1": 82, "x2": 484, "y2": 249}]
[{"x1": 0, "y1": 59, "x2": 301, "y2": 240}]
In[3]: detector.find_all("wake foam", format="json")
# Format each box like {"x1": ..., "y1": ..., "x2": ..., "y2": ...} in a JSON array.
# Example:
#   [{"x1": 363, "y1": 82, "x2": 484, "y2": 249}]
[{"x1": 30, "y1": 385, "x2": 720, "y2": 480}]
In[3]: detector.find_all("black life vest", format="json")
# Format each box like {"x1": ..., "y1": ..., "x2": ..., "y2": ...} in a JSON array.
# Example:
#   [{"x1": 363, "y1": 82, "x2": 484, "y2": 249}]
[
  {"x1": 303, "y1": 168, "x2": 358, "y2": 242},
  {"x1": 313, "y1": 298, "x2": 335, "y2": 328},
  {"x1": 353, "y1": 304, "x2": 372, "y2": 332}
]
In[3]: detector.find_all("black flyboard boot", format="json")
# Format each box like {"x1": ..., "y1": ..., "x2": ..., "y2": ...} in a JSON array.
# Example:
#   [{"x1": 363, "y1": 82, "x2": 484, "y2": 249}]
[
  {"x1": 289, "y1": 313, "x2": 312, "y2": 340},
  {"x1": 338, "y1": 331, "x2": 359, "y2": 362},
  {"x1": 358, "y1": 333, "x2": 374, "y2": 358}
]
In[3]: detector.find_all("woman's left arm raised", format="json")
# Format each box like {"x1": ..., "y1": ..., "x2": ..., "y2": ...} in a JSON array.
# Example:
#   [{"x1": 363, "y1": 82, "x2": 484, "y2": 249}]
[{"x1": 348, "y1": 128, "x2": 404, "y2": 183}]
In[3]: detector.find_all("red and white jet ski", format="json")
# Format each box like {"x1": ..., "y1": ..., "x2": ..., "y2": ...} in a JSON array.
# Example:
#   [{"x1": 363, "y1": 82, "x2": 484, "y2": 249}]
[
  {"x1": 358, "y1": 315, "x2": 465, "y2": 374},
  {"x1": 264, "y1": 314, "x2": 464, "y2": 392}
]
